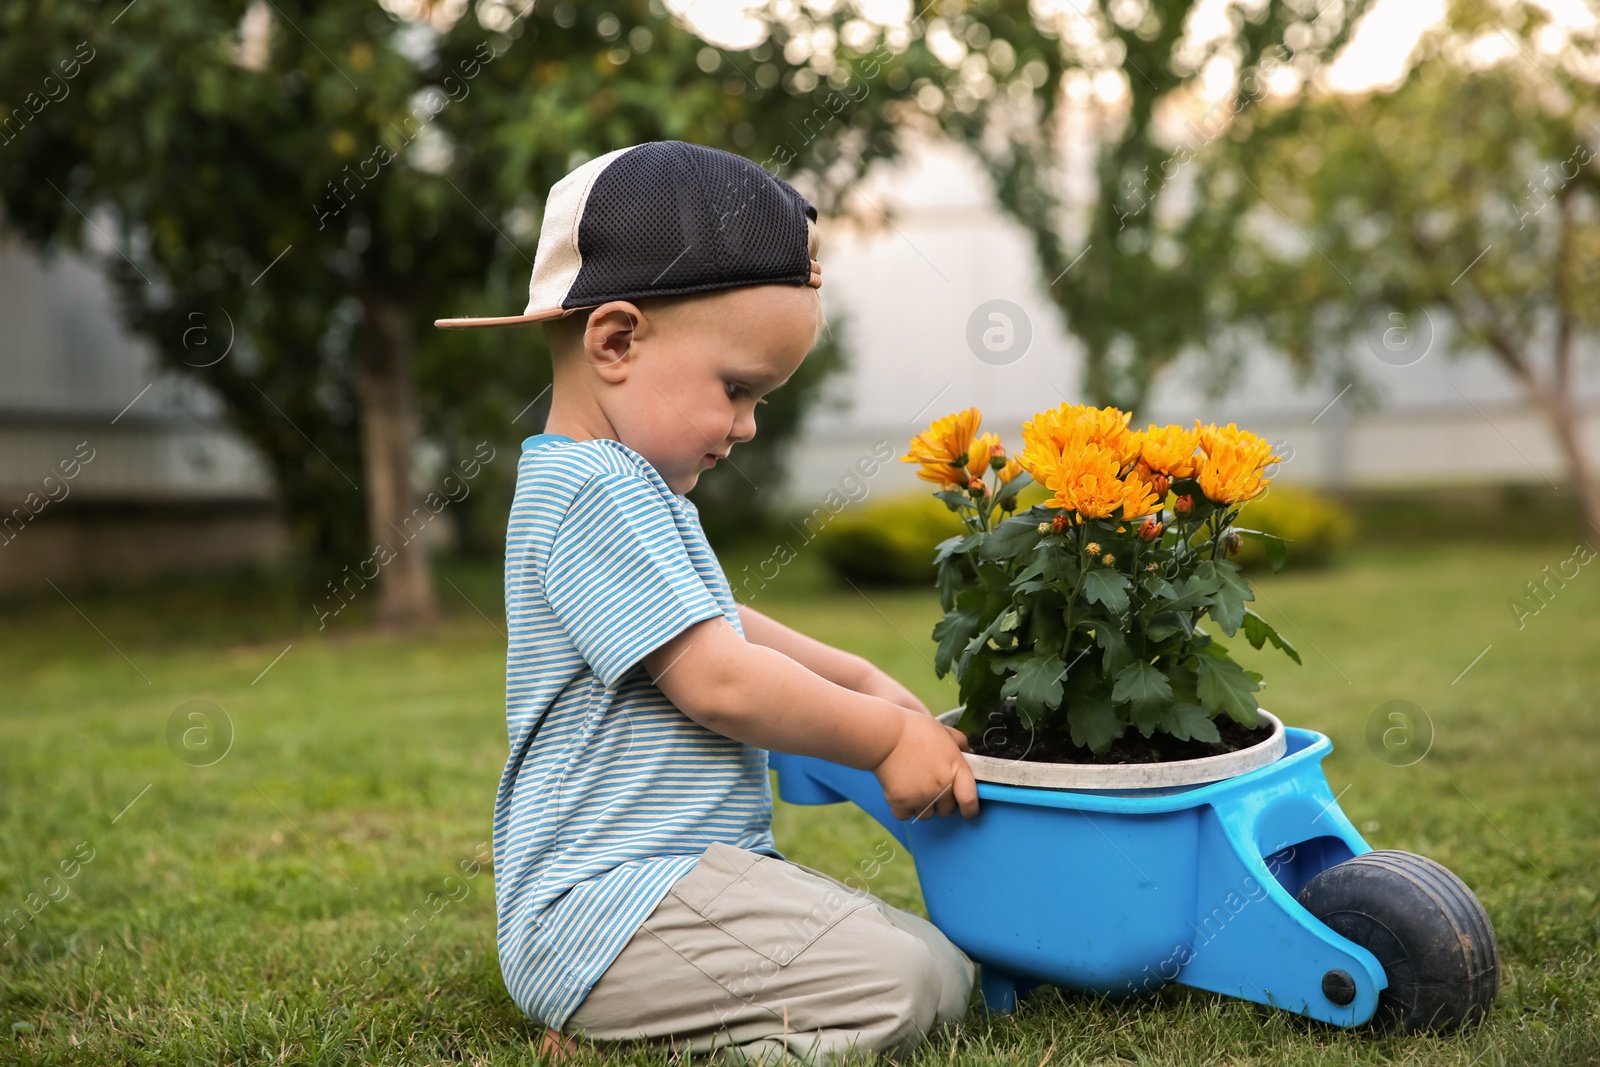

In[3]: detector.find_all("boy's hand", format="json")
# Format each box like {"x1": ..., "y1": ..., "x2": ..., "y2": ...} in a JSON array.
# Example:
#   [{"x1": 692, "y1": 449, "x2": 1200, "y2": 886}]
[
  {"x1": 856, "y1": 666, "x2": 932, "y2": 716},
  {"x1": 870, "y1": 708, "x2": 979, "y2": 821}
]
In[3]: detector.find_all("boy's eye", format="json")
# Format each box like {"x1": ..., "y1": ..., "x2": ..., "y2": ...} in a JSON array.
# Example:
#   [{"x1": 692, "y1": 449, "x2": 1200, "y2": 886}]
[{"x1": 726, "y1": 382, "x2": 769, "y2": 405}]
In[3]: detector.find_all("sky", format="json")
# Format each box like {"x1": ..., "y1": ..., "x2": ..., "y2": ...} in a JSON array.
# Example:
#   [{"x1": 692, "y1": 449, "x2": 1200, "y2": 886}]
[{"x1": 672, "y1": 0, "x2": 1595, "y2": 96}]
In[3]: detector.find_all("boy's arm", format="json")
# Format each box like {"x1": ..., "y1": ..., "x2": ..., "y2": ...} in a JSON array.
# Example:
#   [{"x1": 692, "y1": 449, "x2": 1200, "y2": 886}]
[
  {"x1": 642, "y1": 615, "x2": 977, "y2": 820},
  {"x1": 736, "y1": 602, "x2": 931, "y2": 715}
]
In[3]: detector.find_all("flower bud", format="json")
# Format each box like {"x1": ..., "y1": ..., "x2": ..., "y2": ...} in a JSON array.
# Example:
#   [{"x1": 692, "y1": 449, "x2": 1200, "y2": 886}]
[
  {"x1": 1085, "y1": 541, "x2": 1101, "y2": 555},
  {"x1": 1100, "y1": 553, "x2": 1116, "y2": 566},
  {"x1": 989, "y1": 447, "x2": 1008, "y2": 472},
  {"x1": 1226, "y1": 531, "x2": 1243, "y2": 555},
  {"x1": 1051, "y1": 514, "x2": 1070, "y2": 535},
  {"x1": 1145, "y1": 561, "x2": 1159, "y2": 572},
  {"x1": 1139, "y1": 518, "x2": 1163, "y2": 541},
  {"x1": 1174, "y1": 494, "x2": 1193, "y2": 515},
  {"x1": 1151, "y1": 472, "x2": 1171, "y2": 498},
  {"x1": 1037, "y1": 522, "x2": 1051, "y2": 534}
]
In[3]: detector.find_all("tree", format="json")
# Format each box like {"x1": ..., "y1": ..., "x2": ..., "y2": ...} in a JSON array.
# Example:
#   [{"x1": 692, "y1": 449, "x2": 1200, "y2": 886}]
[
  {"x1": 1190, "y1": 0, "x2": 1600, "y2": 534},
  {"x1": 0, "y1": 0, "x2": 1058, "y2": 625},
  {"x1": 931, "y1": 0, "x2": 1375, "y2": 412}
]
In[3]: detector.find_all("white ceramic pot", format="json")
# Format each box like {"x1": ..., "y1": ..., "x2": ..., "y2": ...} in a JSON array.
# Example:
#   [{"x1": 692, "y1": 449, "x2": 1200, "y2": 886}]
[{"x1": 938, "y1": 706, "x2": 1287, "y2": 792}]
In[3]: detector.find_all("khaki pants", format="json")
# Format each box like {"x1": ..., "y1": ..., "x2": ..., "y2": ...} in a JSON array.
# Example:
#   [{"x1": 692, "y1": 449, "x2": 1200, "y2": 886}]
[{"x1": 563, "y1": 841, "x2": 976, "y2": 1065}]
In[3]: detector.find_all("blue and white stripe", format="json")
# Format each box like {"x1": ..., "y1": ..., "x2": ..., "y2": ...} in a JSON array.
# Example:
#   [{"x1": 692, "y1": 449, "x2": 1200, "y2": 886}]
[{"x1": 496, "y1": 433, "x2": 782, "y2": 1030}]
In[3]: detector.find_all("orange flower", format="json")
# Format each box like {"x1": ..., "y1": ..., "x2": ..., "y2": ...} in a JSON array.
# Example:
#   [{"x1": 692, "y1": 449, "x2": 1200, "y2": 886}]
[
  {"x1": 1018, "y1": 403, "x2": 1157, "y2": 521},
  {"x1": 965, "y1": 432, "x2": 1004, "y2": 484},
  {"x1": 1037, "y1": 442, "x2": 1161, "y2": 521},
  {"x1": 1137, "y1": 423, "x2": 1201, "y2": 479},
  {"x1": 1018, "y1": 403, "x2": 1140, "y2": 481},
  {"x1": 1194, "y1": 421, "x2": 1284, "y2": 505},
  {"x1": 900, "y1": 408, "x2": 981, "y2": 488}
]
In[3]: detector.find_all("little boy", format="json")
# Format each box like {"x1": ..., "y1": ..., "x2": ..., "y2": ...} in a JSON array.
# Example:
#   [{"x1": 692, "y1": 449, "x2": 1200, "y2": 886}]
[{"x1": 436, "y1": 141, "x2": 979, "y2": 1065}]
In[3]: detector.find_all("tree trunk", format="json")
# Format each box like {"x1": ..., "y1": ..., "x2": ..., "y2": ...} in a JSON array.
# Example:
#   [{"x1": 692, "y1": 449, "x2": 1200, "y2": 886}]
[
  {"x1": 358, "y1": 291, "x2": 437, "y2": 628},
  {"x1": 1537, "y1": 390, "x2": 1600, "y2": 541}
]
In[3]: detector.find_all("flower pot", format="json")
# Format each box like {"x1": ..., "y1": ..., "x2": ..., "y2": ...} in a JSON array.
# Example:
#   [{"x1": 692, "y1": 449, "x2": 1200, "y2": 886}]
[{"x1": 939, "y1": 706, "x2": 1287, "y2": 793}]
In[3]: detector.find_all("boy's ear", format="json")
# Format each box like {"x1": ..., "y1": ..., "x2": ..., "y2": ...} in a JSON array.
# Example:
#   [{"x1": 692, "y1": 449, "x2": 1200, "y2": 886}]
[{"x1": 581, "y1": 301, "x2": 645, "y2": 377}]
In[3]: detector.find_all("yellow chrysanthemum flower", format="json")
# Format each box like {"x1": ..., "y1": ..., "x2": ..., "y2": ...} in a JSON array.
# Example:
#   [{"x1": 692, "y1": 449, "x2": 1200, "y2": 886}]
[
  {"x1": 1018, "y1": 403, "x2": 1141, "y2": 483},
  {"x1": 965, "y1": 432, "x2": 1003, "y2": 484},
  {"x1": 1138, "y1": 423, "x2": 1201, "y2": 479},
  {"x1": 1017, "y1": 403, "x2": 1158, "y2": 520},
  {"x1": 901, "y1": 408, "x2": 981, "y2": 487},
  {"x1": 1194, "y1": 421, "x2": 1284, "y2": 505},
  {"x1": 1036, "y1": 442, "x2": 1162, "y2": 521}
]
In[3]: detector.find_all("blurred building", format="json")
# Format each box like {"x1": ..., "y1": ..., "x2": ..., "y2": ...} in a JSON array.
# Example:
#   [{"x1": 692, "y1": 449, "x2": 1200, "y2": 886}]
[
  {"x1": 0, "y1": 231, "x2": 284, "y2": 595},
  {"x1": 798, "y1": 139, "x2": 1600, "y2": 509}
]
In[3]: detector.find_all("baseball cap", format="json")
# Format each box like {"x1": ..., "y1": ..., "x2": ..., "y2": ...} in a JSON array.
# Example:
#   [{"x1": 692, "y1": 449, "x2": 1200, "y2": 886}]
[{"x1": 434, "y1": 141, "x2": 821, "y2": 329}]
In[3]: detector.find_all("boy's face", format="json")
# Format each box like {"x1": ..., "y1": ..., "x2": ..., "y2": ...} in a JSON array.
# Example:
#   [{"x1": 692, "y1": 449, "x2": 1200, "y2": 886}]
[{"x1": 597, "y1": 284, "x2": 820, "y2": 496}]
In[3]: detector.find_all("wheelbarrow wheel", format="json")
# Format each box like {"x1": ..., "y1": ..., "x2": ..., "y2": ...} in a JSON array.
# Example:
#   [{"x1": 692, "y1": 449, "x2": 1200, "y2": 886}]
[{"x1": 1296, "y1": 850, "x2": 1499, "y2": 1034}]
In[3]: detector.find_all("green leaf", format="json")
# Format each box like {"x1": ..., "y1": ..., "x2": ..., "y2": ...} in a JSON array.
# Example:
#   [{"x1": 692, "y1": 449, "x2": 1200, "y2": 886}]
[
  {"x1": 1066, "y1": 687, "x2": 1123, "y2": 754},
  {"x1": 980, "y1": 513, "x2": 1043, "y2": 561},
  {"x1": 1241, "y1": 609, "x2": 1302, "y2": 665},
  {"x1": 1139, "y1": 574, "x2": 1179, "y2": 600},
  {"x1": 1129, "y1": 698, "x2": 1167, "y2": 737},
  {"x1": 1013, "y1": 554, "x2": 1051, "y2": 584},
  {"x1": 932, "y1": 608, "x2": 981, "y2": 678},
  {"x1": 1001, "y1": 652, "x2": 1067, "y2": 721},
  {"x1": 1080, "y1": 569, "x2": 1131, "y2": 615},
  {"x1": 1111, "y1": 660, "x2": 1173, "y2": 705},
  {"x1": 933, "y1": 490, "x2": 972, "y2": 512},
  {"x1": 1094, "y1": 626, "x2": 1134, "y2": 678},
  {"x1": 1163, "y1": 702, "x2": 1221, "y2": 743},
  {"x1": 958, "y1": 597, "x2": 1016, "y2": 677},
  {"x1": 936, "y1": 558, "x2": 964, "y2": 612},
  {"x1": 993, "y1": 471, "x2": 1034, "y2": 509},
  {"x1": 1235, "y1": 527, "x2": 1291, "y2": 572},
  {"x1": 1159, "y1": 571, "x2": 1223, "y2": 615},
  {"x1": 933, "y1": 532, "x2": 982, "y2": 566},
  {"x1": 1197, "y1": 558, "x2": 1254, "y2": 636},
  {"x1": 1145, "y1": 610, "x2": 1192, "y2": 643},
  {"x1": 1195, "y1": 654, "x2": 1261, "y2": 724}
]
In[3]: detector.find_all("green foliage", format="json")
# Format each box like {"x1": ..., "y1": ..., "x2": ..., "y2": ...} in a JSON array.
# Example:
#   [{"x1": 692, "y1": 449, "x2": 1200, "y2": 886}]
[
  {"x1": 935, "y1": 0, "x2": 1377, "y2": 411},
  {"x1": 1189, "y1": 1, "x2": 1600, "y2": 532},
  {"x1": 929, "y1": 474, "x2": 1300, "y2": 755},
  {"x1": 1233, "y1": 484, "x2": 1355, "y2": 571},
  {"x1": 0, "y1": 0, "x2": 1063, "y2": 580}
]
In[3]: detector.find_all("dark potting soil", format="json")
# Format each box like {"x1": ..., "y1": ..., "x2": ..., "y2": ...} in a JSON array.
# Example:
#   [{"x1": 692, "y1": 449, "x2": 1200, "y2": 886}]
[{"x1": 965, "y1": 706, "x2": 1274, "y2": 766}]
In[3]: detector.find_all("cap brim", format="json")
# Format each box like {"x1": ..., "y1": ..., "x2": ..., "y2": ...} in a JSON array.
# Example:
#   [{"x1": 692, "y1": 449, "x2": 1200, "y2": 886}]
[{"x1": 433, "y1": 305, "x2": 577, "y2": 330}]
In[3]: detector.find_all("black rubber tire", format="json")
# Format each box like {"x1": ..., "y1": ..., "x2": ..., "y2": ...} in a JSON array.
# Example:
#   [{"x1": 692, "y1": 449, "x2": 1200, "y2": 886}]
[{"x1": 1296, "y1": 850, "x2": 1499, "y2": 1034}]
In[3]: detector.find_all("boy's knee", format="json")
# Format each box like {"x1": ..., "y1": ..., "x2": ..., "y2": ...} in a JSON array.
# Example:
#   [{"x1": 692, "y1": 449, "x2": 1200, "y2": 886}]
[{"x1": 851, "y1": 926, "x2": 949, "y2": 1055}]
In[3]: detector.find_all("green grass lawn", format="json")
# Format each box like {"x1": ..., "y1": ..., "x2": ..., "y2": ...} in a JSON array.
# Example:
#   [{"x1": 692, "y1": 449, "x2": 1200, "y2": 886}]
[{"x1": 1, "y1": 540, "x2": 1597, "y2": 1065}]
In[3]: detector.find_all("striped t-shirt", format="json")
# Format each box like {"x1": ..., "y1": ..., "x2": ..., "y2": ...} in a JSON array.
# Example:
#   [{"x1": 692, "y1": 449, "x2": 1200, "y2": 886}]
[{"x1": 495, "y1": 432, "x2": 784, "y2": 1031}]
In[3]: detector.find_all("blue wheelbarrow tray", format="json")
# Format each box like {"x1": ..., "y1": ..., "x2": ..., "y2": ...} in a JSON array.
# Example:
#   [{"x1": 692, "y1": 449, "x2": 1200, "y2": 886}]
[{"x1": 769, "y1": 723, "x2": 1388, "y2": 1027}]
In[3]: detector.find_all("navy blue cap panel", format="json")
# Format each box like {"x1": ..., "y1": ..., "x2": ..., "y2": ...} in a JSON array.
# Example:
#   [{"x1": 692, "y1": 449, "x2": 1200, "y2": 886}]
[{"x1": 565, "y1": 141, "x2": 814, "y2": 308}]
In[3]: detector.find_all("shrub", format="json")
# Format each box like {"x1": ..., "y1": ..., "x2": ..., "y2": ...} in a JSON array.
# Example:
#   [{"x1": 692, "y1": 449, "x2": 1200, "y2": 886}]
[
  {"x1": 813, "y1": 482, "x2": 1052, "y2": 587},
  {"x1": 1233, "y1": 483, "x2": 1354, "y2": 570}
]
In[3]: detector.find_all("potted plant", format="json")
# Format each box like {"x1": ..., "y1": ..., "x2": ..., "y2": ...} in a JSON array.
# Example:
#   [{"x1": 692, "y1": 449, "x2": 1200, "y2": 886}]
[
  {"x1": 899, "y1": 403, "x2": 1301, "y2": 788},
  {"x1": 772, "y1": 403, "x2": 1499, "y2": 1032}
]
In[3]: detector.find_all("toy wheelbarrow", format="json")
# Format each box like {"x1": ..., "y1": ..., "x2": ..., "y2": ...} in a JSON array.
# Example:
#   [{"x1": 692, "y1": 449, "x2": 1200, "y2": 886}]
[{"x1": 769, "y1": 712, "x2": 1499, "y2": 1034}]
